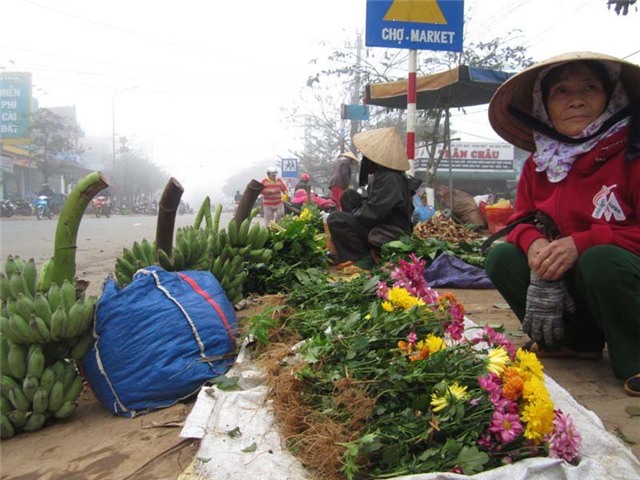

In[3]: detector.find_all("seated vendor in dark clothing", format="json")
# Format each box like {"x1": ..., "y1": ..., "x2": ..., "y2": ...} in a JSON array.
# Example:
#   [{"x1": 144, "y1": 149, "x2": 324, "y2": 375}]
[{"x1": 327, "y1": 127, "x2": 421, "y2": 264}]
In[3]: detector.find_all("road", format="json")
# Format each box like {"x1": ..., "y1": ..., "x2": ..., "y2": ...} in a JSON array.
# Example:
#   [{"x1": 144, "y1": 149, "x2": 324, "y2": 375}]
[{"x1": 0, "y1": 212, "x2": 234, "y2": 297}]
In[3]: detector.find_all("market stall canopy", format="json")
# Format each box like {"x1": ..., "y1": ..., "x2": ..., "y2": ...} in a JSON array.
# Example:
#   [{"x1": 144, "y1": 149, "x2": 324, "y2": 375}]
[{"x1": 364, "y1": 65, "x2": 514, "y2": 110}]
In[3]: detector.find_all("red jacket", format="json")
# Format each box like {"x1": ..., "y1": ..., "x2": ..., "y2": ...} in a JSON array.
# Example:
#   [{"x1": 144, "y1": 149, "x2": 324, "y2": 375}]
[{"x1": 507, "y1": 126, "x2": 640, "y2": 257}]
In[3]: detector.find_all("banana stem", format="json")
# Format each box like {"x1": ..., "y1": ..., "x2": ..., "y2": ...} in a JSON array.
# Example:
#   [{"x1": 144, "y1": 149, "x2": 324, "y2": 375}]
[
  {"x1": 234, "y1": 179, "x2": 264, "y2": 224},
  {"x1": 52, "y1": 171, "x2": 109, "y2": 287},
  {"x1": 155, "y1": 177, "x2": 184, "y2": 257}
]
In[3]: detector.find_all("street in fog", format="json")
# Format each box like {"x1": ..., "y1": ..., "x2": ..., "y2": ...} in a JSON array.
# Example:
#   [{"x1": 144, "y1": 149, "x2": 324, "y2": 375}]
[{"x1": 0, "y1": 211, "x2": 234, "y2": 297}]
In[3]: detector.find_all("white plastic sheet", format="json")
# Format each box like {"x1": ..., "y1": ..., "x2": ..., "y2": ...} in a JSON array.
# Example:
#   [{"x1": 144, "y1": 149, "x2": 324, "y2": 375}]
[{"x1": 181, "y1": 325, "x2": 640, "y2": 480}]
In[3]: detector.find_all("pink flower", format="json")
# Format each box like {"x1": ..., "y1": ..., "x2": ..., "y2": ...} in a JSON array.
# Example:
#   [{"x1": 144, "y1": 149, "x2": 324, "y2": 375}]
[
  {"x1": 445, "y1": 319, "x2": 465, "y2": 341},
  {"x1": 376, "y1": 281, "x2": 389, "y2": 299},
  {"x1": 550, "y1": 410, "x2": 581, "y2": 463},
  {"x1": 472, "y1": 325, "x2": 517, "y2": 360},
  {"x1": 489, "y1": 410, "x2": 524, "y2": 444},
  {"x1": 408, "y1": 331, "x2": 418, "y2": 346},
  {"x1": 479, "y1": 374, "x2": 503, "y2": 405}
]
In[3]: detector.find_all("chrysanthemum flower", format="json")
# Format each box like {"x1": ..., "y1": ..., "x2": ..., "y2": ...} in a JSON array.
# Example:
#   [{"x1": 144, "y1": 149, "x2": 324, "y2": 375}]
[
  {"x1": 521, "y1": 396, "x2": 555, "y2": 442},
  {"x1": 489, "y1": 410, "x2": 524, "y2": 444},
  {"x1": 550, "y1": 410, "x2": 581, "y2": 462},
  {"x1": 515, "y1": 348, "x2": 544, "y2": 381},
  {"x1": 387, "y1": 287, "x2": 425, "y2": 310},
  {"x1": 486, "y1": 346, "x2": 509, "y2": 375},
  {"x1": 425, "y1": 334, "x2": 445, "y2": 353},
  {"x1": 381, "y1": 301, "x2": 393, "y2": 312},
  {"x1": 298, "y1": 208, "x2": 313, "y2": 222},
  {"x1": 431, "y1": 381, "x2": 469, "y2": 412},
  {"x1": 501, "y1": 367, "x2": 524, "y2": 401}
]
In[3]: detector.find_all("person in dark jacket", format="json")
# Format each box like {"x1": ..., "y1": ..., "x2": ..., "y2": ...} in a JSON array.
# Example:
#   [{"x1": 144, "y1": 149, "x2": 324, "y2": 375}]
[
  {"x1": 329, "y1": 151, "x2": 359, "y2": 210},
  {"x1": 327, "y1": 127, "x2": 421, "y2": 265}
]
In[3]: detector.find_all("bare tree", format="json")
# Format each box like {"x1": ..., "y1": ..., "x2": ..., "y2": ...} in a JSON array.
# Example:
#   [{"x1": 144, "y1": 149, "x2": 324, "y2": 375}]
[{"x1": 292, "y1": 31, "x2": 533, "y2": 189}]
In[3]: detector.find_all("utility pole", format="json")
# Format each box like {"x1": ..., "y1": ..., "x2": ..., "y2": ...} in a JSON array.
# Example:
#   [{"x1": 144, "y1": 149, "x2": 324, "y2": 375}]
[{"x1": 349, "y1": 30, "x2": 363, "y2": 154}]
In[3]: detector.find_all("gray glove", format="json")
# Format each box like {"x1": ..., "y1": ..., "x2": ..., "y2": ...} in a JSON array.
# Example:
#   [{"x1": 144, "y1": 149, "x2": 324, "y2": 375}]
[{"x1": 522, "y1": 271, "x2": 575, "y2": 347}]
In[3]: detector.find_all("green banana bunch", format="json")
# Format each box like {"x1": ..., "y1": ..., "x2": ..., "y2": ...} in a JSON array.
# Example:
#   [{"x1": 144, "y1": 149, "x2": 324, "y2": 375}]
[
  {"x1": 155, "y1": 227, "x2": 212, "y2": 273},
  {"x1": 204, "y1": 211, "x2": 274, "y2": 305},
  {"x1": 114, "y1": 239, "x2": 158, "y2": 286}
]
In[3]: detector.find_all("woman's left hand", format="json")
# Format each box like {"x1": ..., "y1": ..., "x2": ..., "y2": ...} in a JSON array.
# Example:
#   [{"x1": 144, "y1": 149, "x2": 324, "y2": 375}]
[{"x1": 531, "y1": 236, "x2": 579, "y2": 281}]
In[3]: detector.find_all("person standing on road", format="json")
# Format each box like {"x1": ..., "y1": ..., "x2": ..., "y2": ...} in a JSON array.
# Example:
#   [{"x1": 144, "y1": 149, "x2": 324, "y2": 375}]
[
  {"x1": 483, "y1": 51, "x2": 640, "y2": 397},
  {"x1": 260, "y1": 166, "x2": 289, "y2": 226},
  {"x1": 329, "y1": 151, "x2": 359, "y2": 210}
]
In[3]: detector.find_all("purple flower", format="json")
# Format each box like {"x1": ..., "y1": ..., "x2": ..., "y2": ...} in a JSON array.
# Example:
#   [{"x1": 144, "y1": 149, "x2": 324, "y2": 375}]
[{"x1": 550, "y1": 410, "x2": 581, "y2": 463}]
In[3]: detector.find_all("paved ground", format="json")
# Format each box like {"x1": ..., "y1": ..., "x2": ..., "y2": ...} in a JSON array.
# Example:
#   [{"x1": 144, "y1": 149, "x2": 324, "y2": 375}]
[{"x1": 0, "y1": 214, "x2": 638, "y2": 478}]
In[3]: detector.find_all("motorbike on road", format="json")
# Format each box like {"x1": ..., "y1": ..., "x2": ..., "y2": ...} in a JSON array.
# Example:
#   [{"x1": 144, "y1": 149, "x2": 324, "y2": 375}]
[
  {"x1": 91, "y1": 196, "x2": 111, "y2": 218},
  {"x1": 1, "y1": 199, "x2": 15, "y2": 217},
  {"x1": 35, "y1": 195, "x2": 53, "y2": 220},
  {"x1": 0, "y1": 198, "x2": 33, "y2": 217}
]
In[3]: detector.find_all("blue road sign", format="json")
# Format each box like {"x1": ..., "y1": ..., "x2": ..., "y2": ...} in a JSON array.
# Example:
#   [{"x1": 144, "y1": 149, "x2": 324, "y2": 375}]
[
  {"x1": 366, "y1": 0, "x2": 464, "y2": 52},
  {"x1": 281, "y1": 158, "x2": 298, "y2": 178}
]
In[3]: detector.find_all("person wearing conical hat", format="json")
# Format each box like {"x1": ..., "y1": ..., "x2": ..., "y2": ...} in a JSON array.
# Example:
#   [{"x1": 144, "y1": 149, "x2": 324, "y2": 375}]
[
  {"x1": 482, "y1": 52, "x2": 640, "y2": 397},
  {"x1": 326, "y1": 127, "x2": 421, "y2": 266},
  {"x1": 329, "y1": 150, "x2": 359, "y2": 210}
]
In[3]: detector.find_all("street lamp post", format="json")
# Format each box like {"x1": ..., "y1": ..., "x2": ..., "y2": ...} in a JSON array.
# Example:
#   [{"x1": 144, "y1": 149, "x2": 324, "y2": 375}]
[{"x1": 111, "y1": 86, "x2": 138, "y2": 179}]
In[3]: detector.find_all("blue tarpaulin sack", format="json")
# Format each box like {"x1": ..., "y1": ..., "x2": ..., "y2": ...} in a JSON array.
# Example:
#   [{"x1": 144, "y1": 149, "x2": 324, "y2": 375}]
[
  {"x1": 81, "y1": 266, "x2": 238, "y2": 417},
  {"x1": 424, "y1": 253, "x2": 495, "y2": 289}
]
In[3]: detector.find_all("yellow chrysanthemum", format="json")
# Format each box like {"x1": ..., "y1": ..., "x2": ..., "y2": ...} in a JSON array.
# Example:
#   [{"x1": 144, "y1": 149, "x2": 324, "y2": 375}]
[
  {"x1": 430, "y1": 381, "x2": 469, "y2": 413},
  {"x1": 521, "y1": 397, "x2": 555, "y2": 442},
  {"x1": 486, "y1": 346, "x2": 509, "y2": 375},
  {"x1": 381, "y1": 301, "x2": 394, "y2": 312},
  {"x1": 515, "y1": 348, "x2": 544, "y2": 381},
  {"x1": 425, "y1": 334, "x2": 446, "y2": 353},
  {"x1": 449, "y1": 381, "x2": 469, "y2": 400},
  {"x1": 430, "y1": 394, "x2": 448, "y2": 413},
  {"x1": 387, "y1": 287, "x2": 425, "y2": 310},
  {"x1": 299, "y1": 208, "x2": 313, "y2": 222},
  {"x1": 521, "y1": 375, "x2": 550, "y2": 403}
]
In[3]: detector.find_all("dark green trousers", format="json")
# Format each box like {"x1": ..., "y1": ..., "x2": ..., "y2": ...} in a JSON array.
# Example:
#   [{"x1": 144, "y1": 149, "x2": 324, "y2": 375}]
[{"x1": 485, "y1": 243, "x2": 640, "y2": 380}]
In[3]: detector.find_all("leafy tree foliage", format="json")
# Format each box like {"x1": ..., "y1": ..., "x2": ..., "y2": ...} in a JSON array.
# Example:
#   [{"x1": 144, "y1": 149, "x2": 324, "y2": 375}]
[{"x1": 28, "y1": 109, "x2": 83, "y2": 183}]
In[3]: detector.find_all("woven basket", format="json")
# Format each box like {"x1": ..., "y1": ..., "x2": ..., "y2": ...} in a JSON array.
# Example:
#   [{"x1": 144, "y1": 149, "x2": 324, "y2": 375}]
[
  {"x1": 323, "y1": 222, "x2": 337, "y2": 257},
  {"x1": 484, "y1": 207, "x2": 514, "y2": 234}
]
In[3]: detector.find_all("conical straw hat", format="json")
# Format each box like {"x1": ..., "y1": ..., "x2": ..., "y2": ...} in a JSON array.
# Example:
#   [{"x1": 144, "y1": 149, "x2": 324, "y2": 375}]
[
  {"x1": 339, "y1": 151, "x2": 359, "y2": 162},
  {"x1": 353, "y1": 127, "x2": 409, "y2": 171},
  {"x1": 488, "y1": 51, "x2": 640, "y2": 152}
]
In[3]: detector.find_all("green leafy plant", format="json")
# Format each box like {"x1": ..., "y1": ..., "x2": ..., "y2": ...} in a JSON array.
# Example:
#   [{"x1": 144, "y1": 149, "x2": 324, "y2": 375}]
[{"x1": 257, "y1": 254, "x2": 581, "y2": 479}]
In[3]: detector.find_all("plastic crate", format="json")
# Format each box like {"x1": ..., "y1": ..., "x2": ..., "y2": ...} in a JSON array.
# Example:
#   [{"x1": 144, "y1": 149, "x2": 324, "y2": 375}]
[{"x1": 484, "y1": 207, "x2": 514, "y2": 234}]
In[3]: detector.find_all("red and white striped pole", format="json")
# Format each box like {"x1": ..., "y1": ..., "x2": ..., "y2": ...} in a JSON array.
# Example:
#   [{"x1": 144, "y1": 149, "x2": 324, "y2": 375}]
[{"x1": 407, "y1": 50, "x2": 417, "y2": 175}]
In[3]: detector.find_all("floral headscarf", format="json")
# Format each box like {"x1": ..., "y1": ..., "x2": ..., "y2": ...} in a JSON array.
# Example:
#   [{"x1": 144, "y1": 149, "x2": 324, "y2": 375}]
[{"x1": 532, "y1": 62, "x2": 630, "y2": 183}]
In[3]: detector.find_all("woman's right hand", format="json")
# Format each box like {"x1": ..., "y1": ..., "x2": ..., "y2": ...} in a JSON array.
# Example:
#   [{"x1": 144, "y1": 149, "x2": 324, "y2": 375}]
[{"x1": 527, "y1": 238, "x2": 550, "y2": 271}]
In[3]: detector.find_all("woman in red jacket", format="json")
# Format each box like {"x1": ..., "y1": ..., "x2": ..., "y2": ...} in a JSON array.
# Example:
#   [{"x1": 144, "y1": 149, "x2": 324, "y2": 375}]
[{"x1": 484, "y1": 52, "x2": 640, "y2": 397}]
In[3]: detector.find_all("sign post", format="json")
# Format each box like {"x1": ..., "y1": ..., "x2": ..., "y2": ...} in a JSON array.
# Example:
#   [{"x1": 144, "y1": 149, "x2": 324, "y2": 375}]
[
  {"x1": 280, "y1": 158, "x2": 298, "y2": 178},
  {"x1": 365, "y1": 0, "x2": 464, "y2": 173}
]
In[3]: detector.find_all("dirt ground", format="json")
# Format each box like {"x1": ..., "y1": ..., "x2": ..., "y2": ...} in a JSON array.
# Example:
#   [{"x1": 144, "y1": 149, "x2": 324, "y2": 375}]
[{"x1": 1, "y1": 257, "x2": 639, "y2": 478}]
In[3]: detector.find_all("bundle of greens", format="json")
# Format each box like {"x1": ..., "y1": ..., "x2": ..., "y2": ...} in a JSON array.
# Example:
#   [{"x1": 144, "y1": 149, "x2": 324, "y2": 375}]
[{"x1": 253, "y1": 254, "x2": 581, "y2": 479}]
